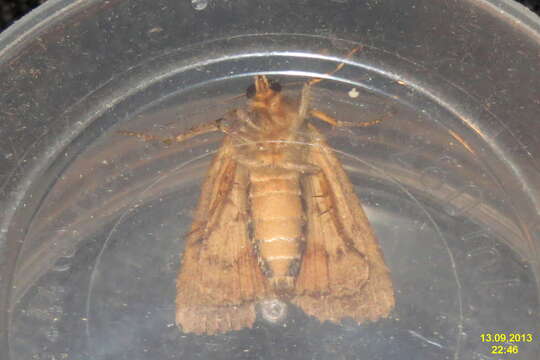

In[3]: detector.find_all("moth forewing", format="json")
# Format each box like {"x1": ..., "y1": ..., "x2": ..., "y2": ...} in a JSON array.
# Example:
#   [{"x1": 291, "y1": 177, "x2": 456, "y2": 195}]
[
  {"x1": 175, "y1": 137, "x2": 270, "y2": 335},
  {"x1": 292, "y1": 124, "x2": 394, "y2": 322}
]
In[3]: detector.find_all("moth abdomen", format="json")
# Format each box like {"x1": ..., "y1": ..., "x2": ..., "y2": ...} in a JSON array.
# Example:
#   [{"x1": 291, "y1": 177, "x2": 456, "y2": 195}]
[{"x1": 248, "y1": 168, "x2": 306, "y2": 291}]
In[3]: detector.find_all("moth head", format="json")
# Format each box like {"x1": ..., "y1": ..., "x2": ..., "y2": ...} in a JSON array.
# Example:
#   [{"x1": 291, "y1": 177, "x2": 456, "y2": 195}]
[
  {"x1": 246, "y1": 76, "x2": 290, "y2": 126},
  {"x1": 246, "y1": 75, "x2": 282, "y2": 99}
]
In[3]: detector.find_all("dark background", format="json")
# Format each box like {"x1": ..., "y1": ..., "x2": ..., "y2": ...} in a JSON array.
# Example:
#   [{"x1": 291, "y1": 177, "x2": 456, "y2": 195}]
[
  {"x1": 1, "y1": 0, "x2": 44, "y2": 31},
  {"x1": 0, "y1": 0, "x2": 539, "y2": 32}
]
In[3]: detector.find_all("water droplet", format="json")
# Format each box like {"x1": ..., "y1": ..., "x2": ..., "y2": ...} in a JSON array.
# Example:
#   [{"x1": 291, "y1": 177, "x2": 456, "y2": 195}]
[
  {"x1": 259, "y1": 299, "x2": 287, "y2": 323},
  {"x1": 191, "y1": 0, "x2": 208, "y2": 11}
]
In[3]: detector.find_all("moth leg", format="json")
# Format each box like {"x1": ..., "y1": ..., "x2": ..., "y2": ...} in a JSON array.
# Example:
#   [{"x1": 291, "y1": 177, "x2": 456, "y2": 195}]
[
  {"x1": 298, "y1": 45, "x2": 388, "y2": 130},
  {"x1": 308, "y1": 45, "x2": 363, "y2": 86},
  {"x1": 235, "y1": 108, "x2": 261, "y2": 131},
  {"x1": 310, "y1": 109, "x2": 386, "y2": 128},
  {"x1": 117, "y1": 118, "x2": 229, "y2": 145},
  {"x1": 294, "y1": 45, "x2": 364, "y2": 132}
]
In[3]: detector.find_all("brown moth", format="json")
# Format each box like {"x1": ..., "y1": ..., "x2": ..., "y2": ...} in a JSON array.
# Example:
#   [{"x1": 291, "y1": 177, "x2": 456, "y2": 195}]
[{"x1": 120, "y1": 48, "x2": 395, "y2": 334}]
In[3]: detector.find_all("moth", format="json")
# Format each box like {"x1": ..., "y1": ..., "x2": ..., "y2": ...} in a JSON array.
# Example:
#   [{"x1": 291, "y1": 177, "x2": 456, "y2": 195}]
[{"x1": 120, "y1": 48, "x2": 395, "y2": 334}]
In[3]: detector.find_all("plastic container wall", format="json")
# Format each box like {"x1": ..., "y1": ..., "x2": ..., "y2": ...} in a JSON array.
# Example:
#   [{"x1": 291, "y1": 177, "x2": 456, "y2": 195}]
[{"x1": 0, "y1": 0, "x2": 538, "y2": 359}]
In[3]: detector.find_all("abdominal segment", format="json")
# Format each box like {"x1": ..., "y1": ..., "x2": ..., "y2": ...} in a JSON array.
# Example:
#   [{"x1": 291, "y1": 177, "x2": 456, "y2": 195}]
[{"x1": 248, "y1": 168, "x2": 305, "y2": 293}]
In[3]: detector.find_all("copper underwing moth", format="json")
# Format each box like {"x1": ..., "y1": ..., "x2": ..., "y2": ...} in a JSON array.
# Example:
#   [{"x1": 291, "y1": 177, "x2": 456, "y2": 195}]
[{"x1": 120, "y1": 46, "x2": 395, "y2": 334}]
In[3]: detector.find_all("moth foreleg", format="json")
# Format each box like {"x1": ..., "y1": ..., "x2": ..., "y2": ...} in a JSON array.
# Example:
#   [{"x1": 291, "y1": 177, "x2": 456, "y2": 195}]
[
  {"x1": 297, "y1": 46, "x2": 363, "y2": 130},
  {"x1": 118, "y1": 118, "x2": 229, "y2": 145},
  {"x1": 235, "y1": 108, "x2": 261, "y2": 130},
  {"x1": 307, "y1": 45, "x2": 363, "y2": 87},
  {"x1": 310, "y1": 109, "x2": 387, "y2": 128}
]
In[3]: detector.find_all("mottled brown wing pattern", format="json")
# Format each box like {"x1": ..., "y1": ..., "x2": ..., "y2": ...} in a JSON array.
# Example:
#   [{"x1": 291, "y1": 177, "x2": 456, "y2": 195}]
[
  {"x1": 175, "y1": 137, "x2": 270, "y2": 335},
  {"x1": 292, "y1": 124, "x2": 395, "y2": 323}
]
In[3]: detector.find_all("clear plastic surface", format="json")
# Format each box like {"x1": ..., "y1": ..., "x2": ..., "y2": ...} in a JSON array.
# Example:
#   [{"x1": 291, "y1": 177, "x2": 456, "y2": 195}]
[{"x1": 0, "y1": 1, "x2": 538, "y2": 359}]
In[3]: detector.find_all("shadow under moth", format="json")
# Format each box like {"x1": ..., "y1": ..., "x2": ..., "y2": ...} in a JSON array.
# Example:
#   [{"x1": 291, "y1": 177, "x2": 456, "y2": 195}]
[{"x1": 120, "y1": 48, "x2": 395, "y2": 334}]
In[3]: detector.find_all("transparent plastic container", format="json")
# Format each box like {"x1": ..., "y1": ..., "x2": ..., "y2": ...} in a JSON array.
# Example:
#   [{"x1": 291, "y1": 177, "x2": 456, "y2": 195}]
[{"x1": 0, "y1": 0, "x2": 539, "y2": 359}]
